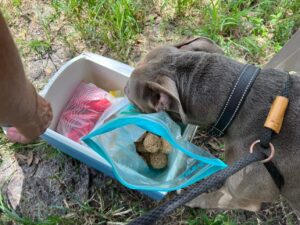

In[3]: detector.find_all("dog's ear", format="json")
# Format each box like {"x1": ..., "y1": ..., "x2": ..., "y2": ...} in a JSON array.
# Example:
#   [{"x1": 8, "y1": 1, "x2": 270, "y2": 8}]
[
  {"x1": 174, "y1": 37, "x2": 224, "y2": 54},
  {"x1": 146, "y1": 76, "x2": 187, "y2": 123}
]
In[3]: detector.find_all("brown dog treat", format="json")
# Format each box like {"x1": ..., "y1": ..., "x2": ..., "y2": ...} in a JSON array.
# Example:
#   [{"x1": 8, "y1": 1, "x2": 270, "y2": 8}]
[
  {"x1": 139, "y1": 152, "x2": 151, "y2": 164},
  {"x1": 135, "y1": 141, "x2": 148, "y2": 153},
  {"x1": 160, "y1": 139, "x2": 172, "y2": 154},
  {"x1": 149, "y1": 152, "x2": 168, "y2": 169},
  {"x1": 143, "y1": 133, "x2": 161, "y2": 153}
]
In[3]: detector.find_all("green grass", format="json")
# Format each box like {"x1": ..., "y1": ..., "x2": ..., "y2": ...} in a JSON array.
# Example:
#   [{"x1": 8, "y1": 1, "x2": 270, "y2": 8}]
[
  {"x1": 0, "y1": 172, "x2": 74, "y2": 225},
  {"x1": 2, "y1": 0, "x2": 299, "y2": 63},
  {"x1": 159, "y1": 0, "x2": 199, "y2": 17},
  {"x1": 51, "y1": 0, "x2": 146, "y2": 60},
  {"x1": 27, "y1": 40, "x2": 52, "y2": 57},
  {"x1": 188, "y1": 209, "x2": 237, "y2": 225},
  {"x1": 171, "y1": 0, "x2": 300, "y2": 63},
  {"x1": 0, "y1": 202, "x2": 73, "y2": 225},
  {"x1": 4, "y1": 186, "x2": 146, "y2": 225}
]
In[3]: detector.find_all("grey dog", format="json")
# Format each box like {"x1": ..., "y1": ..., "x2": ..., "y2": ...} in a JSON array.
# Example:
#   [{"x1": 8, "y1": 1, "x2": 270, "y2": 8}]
[{"x1": 125, "y1": 37, "x2": 300, "y2": 215}]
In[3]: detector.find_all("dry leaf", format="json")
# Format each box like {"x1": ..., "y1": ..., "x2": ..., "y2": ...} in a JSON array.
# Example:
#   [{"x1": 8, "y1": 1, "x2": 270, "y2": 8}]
[
  {"x1": 27, "y1": 151, "x2": 34, "y2": 166},
  {"x1": 34, "y1": 155, "x2": 40, "y2": 165},
  {"x1": 15, "y1": 153, "x2": 28, "y2": 165}
]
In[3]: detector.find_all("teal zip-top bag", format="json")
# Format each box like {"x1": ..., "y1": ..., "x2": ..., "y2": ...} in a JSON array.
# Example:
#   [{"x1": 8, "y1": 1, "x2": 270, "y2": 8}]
[{"x1": 82, "y1": 98, "x2": 226, "y2": 191}]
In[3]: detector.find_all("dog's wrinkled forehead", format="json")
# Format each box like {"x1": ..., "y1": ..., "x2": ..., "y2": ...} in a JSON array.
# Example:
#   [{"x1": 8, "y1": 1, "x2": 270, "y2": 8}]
[
  {"x1": 136, "y1": 46, "x2": 177, "y2": 69},
  {"x1": 125, "y1": 36, "x2": 224, "y2": 117},
  {"x1": 124, "y1": 77, "x2": 152, "y2": 112},
  {"x1": 125, "y1": 46, "x2": 176, "y2": 112}
]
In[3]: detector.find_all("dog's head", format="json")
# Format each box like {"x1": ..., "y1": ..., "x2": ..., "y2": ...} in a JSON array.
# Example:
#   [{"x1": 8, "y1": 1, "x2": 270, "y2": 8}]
[{"x1": 124, "y1": 37, "x2": 223, "y2": 123}]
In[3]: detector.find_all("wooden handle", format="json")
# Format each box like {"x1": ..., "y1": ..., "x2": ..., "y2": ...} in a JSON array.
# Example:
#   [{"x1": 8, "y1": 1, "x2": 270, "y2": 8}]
[{"x1": 264, "y1": 96, "x2": 289, "y2": 133}]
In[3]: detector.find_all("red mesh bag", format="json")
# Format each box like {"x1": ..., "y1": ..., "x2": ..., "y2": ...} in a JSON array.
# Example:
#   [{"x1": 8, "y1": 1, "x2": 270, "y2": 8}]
[{"x1": 56, "y1": 81, "x2": 112, "y2": 143}]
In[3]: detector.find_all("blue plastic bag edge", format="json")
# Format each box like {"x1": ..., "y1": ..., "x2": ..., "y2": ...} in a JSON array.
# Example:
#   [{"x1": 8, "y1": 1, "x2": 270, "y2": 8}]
[{"x1": 82, "y1": 113, "x2": 227, "y2": 191}]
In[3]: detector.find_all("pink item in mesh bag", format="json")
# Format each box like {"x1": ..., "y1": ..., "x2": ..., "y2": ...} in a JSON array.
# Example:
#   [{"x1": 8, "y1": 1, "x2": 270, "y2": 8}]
[{"x1": 56, "y1": 81, "x2": 112, "y2": 143}]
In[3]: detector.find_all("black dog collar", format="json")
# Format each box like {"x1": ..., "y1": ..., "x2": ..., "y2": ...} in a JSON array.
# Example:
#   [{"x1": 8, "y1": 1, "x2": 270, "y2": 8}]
[
  {"x1": 208, "y1": 64, "x2": 261, "y2": 137},
  {"x1": 207, "y1": 64, "x2": 289, "y2": 191}
]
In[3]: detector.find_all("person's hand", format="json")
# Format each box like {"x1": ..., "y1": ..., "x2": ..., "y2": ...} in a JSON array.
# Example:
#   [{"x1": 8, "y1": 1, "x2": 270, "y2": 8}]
[{"x1": 7, "y1": 95, "x2": 53, "y2": 144}]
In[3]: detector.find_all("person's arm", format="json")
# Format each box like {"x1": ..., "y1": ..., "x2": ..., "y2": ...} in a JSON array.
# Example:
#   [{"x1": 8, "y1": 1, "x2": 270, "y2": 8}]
[{"x1": 0, "y1": 12, "x2": 52, "y2": 143}]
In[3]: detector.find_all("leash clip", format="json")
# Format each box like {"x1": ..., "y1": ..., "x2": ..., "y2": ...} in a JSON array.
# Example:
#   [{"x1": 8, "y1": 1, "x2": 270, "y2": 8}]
[{"x1": 249, "y1": 140, "x2": 275, "y2": 163}]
